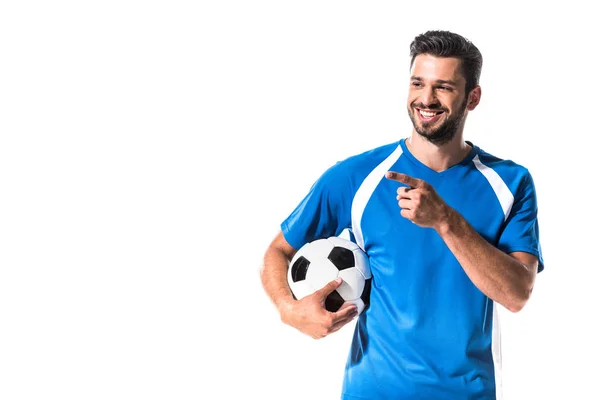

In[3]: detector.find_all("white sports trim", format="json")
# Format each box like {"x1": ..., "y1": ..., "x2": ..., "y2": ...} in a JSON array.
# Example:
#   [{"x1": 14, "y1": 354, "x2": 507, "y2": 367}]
[
  {"x1": 351, "y1": 145, "x2": 403, "y2": 251},
  {"x1": 472, "y1": 155, "x2": 514, "y2": 221},
  {"x1": 492, "y1": 302, "x2": 503, "y2": 400}
]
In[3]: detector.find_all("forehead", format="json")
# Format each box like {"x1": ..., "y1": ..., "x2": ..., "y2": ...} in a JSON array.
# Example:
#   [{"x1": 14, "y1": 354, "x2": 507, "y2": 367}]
[{"x1": 410, "y1": 54, "x2": 465, "y2": 83}]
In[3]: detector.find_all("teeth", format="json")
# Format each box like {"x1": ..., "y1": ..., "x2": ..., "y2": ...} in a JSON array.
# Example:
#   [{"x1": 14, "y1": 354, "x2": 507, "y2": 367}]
[{"x1": 419, "y1": 110, "x2": 439, "y2": 117}]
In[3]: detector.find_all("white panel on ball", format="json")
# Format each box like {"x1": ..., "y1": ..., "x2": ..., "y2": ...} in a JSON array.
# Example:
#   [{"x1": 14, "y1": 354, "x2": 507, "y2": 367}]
[
  {"x1": 337, "y1": 268, "x2": 365, "y2": 299},
  {"x1": 289, "y1": 279, "x2": 316, "y2": 300},
  {"x1": 352, "y1": 249, "x2": 372, "y2": 279},
  {"x1": 306, "y1": 259, "x2": 340, "y2": 291},
  {"x1": 301, "y1": 238, "x2": 334, "y2": 260}
]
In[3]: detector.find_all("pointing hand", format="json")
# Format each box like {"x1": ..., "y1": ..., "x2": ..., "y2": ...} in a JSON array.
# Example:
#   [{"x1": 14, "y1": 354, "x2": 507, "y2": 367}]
[{"x1": 385, "y1": 171, "x2": 451, "y2": 229}]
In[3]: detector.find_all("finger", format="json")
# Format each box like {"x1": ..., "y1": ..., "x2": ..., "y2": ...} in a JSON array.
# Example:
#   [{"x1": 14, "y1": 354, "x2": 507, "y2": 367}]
[
  {"x1": 396, "y1": 186, "x2": 412, "y2": 199},
  {"x1": 400, "y1": 209, "x2": 413, "y2": 220},
  {"x1": 336, "y1": 302, "x2": 356, "y2": 312},
  {"x1": 386, "y1": 171, "x2": 425, "y2": 188},
  {"x1": 315, "y1": 277, "x2": 343, "y2": 300},
  {"x1": 397, "y1": 199, "x2": 412, "y2": 209},
  {"x1": 329, "y1": 313, "x2": 358, "y2": 334},
  {"x1": 331, "y1": 303, "x2": 358, "y2": 323}
]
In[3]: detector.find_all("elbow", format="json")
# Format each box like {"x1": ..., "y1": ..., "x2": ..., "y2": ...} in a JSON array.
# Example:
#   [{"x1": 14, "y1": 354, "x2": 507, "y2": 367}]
[
  {"x1": 505, "y1": 301, "x2": 526, "y2": 313},
  {"x1": 259, "y1": 262, "x2": 267, "y2": 276},
  {"x1": 505, "y1": 285, "x2": 534, "y2": 313},
  {"x1": 504, "y1": 257, "x2": 539, "y2": 313},
  {"x1": 259, "y1": 252, "x2": 272, "y2": 285}
]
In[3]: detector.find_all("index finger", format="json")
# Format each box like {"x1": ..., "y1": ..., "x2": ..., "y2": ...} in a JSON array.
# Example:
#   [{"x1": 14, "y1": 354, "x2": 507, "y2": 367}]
[{"x1": 385, "y1": 171, "x2": 423, "y2": 188}]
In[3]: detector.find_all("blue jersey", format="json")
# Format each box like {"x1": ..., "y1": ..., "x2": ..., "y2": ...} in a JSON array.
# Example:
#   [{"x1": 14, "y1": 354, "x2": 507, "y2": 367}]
[{"x1": 281, "y1": 138, "x2": 544, "y2": 400}]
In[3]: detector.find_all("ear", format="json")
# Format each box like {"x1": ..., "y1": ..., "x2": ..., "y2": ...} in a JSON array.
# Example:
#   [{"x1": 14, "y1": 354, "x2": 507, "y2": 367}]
[{"x1": 466, "y1": 86, "x2": 481, "y2": 111}]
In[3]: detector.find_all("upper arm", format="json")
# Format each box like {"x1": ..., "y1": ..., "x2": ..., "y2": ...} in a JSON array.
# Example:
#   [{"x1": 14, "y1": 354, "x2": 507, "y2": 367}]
[
  {"x1": 280, "y1": 162, "x2": 353, "y2": 250},
  {"x1": 498, "y1": 171, "x2": 545, "y2": 273},
  {"x1": 269, "y1": 230, "x2": 298, "y2": 262}
]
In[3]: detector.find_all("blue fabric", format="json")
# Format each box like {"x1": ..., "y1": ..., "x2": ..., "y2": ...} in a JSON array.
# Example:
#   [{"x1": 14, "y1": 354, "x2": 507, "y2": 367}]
[{"x1": 281, "y1": 139, "x2": 544, "y2": 399}]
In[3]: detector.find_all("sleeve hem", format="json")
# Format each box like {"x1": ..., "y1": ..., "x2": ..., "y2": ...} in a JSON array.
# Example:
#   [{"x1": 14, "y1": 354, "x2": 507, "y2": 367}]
[
  {"x1": 503, "y1": 247, "x2": 544, "y2": 273},
  {"x1": 280, "y1": 221, "x2": 300, "y2": 251}
]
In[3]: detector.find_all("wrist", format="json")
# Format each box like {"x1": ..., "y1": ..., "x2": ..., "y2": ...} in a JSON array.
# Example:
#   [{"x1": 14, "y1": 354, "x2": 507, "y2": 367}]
[
  {"x1": 276, "y1": 297, "x2": 295, "y2": 322},
  {"x1": 435, "y1": 204, "x2": 456, "y2": 235}
]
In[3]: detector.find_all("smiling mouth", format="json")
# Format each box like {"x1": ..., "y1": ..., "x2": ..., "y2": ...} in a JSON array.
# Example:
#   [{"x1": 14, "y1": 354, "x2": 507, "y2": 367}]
[{"x1": 416, "y1": 108, "x2": 444, "y2": 122}]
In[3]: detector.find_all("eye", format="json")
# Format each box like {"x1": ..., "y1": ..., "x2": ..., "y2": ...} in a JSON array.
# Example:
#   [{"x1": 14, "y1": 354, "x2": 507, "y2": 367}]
[
  {"x1": 411, "y1": 82, "x2": 423, "y2": 88},
  {"x1": 439, "y1": 86, "x2": 452, "y2": 91}
]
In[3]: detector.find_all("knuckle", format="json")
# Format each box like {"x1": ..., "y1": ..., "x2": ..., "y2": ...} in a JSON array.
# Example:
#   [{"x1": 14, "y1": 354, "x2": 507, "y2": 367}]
[{"x1": 325, "y1": 315, "x2": 334, "y2": 326}]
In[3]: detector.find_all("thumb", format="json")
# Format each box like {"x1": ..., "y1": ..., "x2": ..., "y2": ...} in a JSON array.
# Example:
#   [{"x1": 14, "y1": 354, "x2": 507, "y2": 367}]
[{"x1": 316, "y1": 277, "x2": 342, "y2": 300}]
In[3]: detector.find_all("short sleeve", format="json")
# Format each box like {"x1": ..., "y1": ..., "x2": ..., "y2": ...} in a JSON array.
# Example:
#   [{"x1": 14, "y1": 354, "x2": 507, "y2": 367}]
[
  {"x1": 497, "y1": 171, "x2": 544, "y2": 272},
  {"x1": 281, "y1": 162, "x2": 352, "y2": 251}
]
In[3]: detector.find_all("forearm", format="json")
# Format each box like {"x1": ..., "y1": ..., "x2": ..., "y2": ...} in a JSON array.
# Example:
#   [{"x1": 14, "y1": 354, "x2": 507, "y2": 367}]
[
  {"x1": 436, "y1": 207, "x2": 535, "y2": 312},
  {"x1": 260, "y1": 246, "x2": 295, "y2": 315}
]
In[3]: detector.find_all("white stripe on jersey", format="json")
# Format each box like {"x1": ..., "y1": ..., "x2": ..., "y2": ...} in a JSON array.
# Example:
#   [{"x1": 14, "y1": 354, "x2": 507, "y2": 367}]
[
  {"x1": 472, "y1": 155, "x2": 514, "y2": 221},
  {"x1": 492, "y1": 302, "x2": 503, "y2": 400},
  {"x1": 351, "y1": 145, "x2": 403, "y2": 251},
  {"x1": 473, "y1": 154, "x2": 513, "y2": 400}
]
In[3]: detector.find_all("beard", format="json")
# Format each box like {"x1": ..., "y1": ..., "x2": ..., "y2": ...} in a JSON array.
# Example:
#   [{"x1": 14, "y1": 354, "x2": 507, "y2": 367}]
[{"x1": 408, "y1": 98, "x2": 468, "y2": 146}]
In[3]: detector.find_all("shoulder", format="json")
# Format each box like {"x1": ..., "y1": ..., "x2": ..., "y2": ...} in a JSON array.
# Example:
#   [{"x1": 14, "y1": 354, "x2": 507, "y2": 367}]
[
  {"x1": 333, "y1": 141, "x2": 401, "y2": 176},
  {"x1": 310, "y1": 141, "x2": 401, "y2": 193},
  {"x1": 473, "y1": 145, "x2": 535, "y2": 195}
]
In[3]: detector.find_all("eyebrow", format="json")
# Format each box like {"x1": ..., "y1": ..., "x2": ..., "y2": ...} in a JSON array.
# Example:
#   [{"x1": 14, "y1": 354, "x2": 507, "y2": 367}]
[{"x1": 410, "y1": 76, "x2": 458, "y2": 86}]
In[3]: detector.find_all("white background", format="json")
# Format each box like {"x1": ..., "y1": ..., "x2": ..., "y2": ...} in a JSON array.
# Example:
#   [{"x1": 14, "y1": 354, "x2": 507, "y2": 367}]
[{"x1": 0, "y1": 1, "x2": 597, "y2": 399}]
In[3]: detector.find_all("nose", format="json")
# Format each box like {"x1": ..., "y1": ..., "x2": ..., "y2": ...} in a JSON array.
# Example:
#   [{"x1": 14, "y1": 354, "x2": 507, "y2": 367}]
[{"x1": 420, "y1": 87, "x2": 439, "y2": 108}]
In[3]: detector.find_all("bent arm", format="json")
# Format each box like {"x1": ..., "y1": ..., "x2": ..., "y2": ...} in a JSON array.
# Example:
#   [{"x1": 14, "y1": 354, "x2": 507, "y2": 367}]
[
  {"x1": 436, "y1": 208, "x2": 538, "y2": 313},
  {"x1": 260, "y1": 231, "x2": 298, "y2": 316}
]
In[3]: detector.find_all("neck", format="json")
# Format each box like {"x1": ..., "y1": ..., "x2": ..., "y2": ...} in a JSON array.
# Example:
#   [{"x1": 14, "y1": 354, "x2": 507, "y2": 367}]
[{"x1": 406, "y1": 132, "x2": 472, "y2": 172}]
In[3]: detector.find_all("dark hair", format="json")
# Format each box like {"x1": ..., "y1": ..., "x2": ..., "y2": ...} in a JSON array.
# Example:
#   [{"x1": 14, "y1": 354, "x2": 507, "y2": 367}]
[{"x1": 410, "y1": 30, "x2": 482, "y2": 94}]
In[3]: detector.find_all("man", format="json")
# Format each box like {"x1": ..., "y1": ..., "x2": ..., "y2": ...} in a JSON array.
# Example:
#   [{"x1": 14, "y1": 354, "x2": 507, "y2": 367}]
[{"x1": 260, "y1": 30, "x2": 544, "y2": 400}]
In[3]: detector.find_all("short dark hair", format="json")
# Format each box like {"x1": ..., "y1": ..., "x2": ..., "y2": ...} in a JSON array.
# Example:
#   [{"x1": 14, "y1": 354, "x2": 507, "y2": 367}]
[{"x1": 410, "y1": 30, "x2": 483, "y2": 94}]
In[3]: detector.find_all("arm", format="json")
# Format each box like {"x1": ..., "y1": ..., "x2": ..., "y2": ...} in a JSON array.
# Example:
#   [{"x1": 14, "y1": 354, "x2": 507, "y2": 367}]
[
  {"x1": 260, "y1": 231, "x2": 358, "y2": 339},
  {"x1": 260, "y1": 231, "x2": 298, "y2": 314},
  {"x1": 436, "y1": 209, "x2": 537, "y2": 312},
  {"x1": 386, "y1": 171, "x2": 539, "y2": 313}
]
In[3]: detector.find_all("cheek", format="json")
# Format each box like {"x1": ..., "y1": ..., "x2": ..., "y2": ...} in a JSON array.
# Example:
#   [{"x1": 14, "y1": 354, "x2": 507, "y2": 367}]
[
  {"x1": 407, "y1": 94, "x2": 418, "y2": 107},
  {"x1": 450, "y1": 94, "x2": 467, "y2": 109}
]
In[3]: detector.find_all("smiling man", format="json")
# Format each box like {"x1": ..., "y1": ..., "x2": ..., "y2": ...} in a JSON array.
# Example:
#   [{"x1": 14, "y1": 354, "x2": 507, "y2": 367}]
[
  {"x1": 260, "y1": 30, "x2": 544, "y2": 399},
  {"x1": 409, "y1": 55, "x2": 472, "y2": 146}
]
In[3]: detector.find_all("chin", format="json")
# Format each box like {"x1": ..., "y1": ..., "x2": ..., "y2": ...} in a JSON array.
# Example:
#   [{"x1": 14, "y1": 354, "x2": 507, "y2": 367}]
[
  {"x1": 415, "y1": 130, "x2": 437, "y2": 140},
  {"x1": 416, "y1": 124, "x2": 440, "y2": 137}
]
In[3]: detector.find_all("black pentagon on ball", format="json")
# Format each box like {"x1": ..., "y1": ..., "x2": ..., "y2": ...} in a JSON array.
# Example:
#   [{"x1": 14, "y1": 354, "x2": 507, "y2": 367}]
[
  {"x1": 324, "y1": 290, "x2": 345, "y2": 312},
  {"x1": 327, "y1": 246, "x2": 355, "y2": 271},
  {"x1": 290, "y1": 256, "x2": 310, "y2": 283}
]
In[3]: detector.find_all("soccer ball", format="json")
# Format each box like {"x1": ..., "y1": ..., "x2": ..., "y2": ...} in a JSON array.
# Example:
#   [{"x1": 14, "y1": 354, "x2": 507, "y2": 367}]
[{"x1": 287, "y1": 236, "x2": 372, "y2": 315}]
